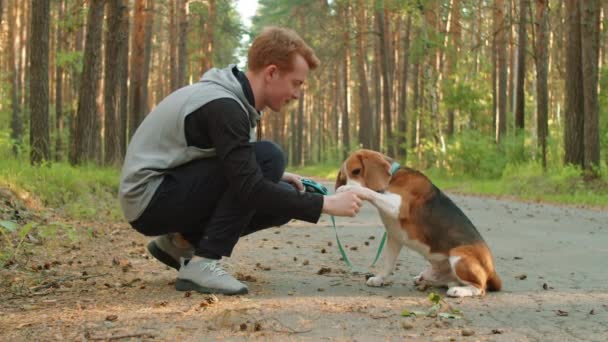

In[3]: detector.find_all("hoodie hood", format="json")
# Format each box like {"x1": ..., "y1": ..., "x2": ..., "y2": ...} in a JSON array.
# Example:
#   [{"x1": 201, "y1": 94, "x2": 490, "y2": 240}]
[{"x1": 200, "y1": 64, "x2": 261, "y2": 127}]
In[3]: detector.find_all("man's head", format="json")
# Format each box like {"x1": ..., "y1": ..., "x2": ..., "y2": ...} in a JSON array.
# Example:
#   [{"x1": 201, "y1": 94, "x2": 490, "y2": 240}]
[{"x1": 246, "y1": 27, "x2": 320, "y2": 112}]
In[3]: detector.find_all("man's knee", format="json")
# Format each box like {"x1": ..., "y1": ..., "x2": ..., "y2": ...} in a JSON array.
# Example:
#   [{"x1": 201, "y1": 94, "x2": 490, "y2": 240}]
[{"x1": 254, "y1": 141, "x2": 286, "y2": 182}]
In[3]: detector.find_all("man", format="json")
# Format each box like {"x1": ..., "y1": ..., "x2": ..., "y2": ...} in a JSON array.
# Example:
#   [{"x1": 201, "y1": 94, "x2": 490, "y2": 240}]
[{"x1": 119, "y1": 27, "x2": 364, "y2": 295}]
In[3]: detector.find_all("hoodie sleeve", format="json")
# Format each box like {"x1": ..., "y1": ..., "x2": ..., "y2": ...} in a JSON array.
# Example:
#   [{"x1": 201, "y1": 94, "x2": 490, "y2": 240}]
[{"x1": 184, "y1": 98, "x2": 324, "y2": 223}]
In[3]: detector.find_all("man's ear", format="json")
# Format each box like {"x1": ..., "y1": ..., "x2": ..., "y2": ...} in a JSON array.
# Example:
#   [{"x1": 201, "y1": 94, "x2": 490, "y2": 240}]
[
  {"x1": 335, "y1": 166, "x2": 347, "y2": 190},
  {"x1": 361, "y1": 155, "x2": 391, "y2": 191}
]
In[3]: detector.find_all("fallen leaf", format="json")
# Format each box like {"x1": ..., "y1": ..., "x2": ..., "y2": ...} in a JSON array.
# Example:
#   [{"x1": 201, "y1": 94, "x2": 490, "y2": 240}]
[
  {"x1": 492, "y1": 328, "x2": 504, "y2": 334},
  {"x1": 461, "y1": 329, "x2": 475, "y2": 336},
  {"x1": 589, "y1": 309, "x2": 595, "y2": 315},
  {"x1": 515, "y1": 274, "x2": 527, "y2": 280},
  {"x1": 556, "y1": 309, "x2": 568, "y2": 317},
  {"x1": 317, "y1": 267, "x2": 331, "y2": 275},
  {"x1": 105, "y1": 315, "x2": 118, "y2": 322},
  {"x1": 401, "y1": 321, "x2": 414, "y2": 329}
]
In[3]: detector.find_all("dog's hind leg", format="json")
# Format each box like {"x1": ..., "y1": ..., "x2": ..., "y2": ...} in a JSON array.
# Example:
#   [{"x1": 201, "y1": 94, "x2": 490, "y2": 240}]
[{"x1": 446, "y1": 255, "x2": 486, "y2": 297}]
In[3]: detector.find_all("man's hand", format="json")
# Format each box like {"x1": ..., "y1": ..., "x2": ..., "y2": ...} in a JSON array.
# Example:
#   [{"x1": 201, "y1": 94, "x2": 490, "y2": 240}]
[
  {"x1": 322, "y1": 191, "x2": 364, "y2": 217},
  {"x1": 282, "y1": 172, "x2": 305, "y2": 192}
]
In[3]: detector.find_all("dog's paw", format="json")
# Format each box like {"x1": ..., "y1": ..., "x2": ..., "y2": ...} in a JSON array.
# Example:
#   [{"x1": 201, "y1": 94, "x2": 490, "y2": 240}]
[
  {"x1": 413, "y1": 275, "x2": 424, "y2": 285},
  {"x1": 366, "y1": 276, "x2": 386, "y2": 287},
  {"x1": 446, "y1": 285, "x2": 482, "y2": 298}
]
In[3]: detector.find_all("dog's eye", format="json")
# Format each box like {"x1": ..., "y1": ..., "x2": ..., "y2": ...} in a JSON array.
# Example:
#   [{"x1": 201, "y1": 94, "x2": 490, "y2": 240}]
[{"x1": 352, "y1": 168, "x2": 361, "y2": 176}]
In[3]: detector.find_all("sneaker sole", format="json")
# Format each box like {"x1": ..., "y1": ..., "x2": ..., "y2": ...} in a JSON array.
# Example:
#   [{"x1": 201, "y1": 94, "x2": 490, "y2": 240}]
[
  {"x1": 147, "y1": 240, "x2": 180, "y2": 270},
  {"x1": 175, "y1": 279, "x2": 248, "y2": 295}
]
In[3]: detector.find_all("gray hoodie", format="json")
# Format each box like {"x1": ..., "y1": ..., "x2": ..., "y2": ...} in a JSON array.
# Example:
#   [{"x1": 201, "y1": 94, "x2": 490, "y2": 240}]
[{"x1": 119, "y1": 65, "x2": 260, "y2": 222}]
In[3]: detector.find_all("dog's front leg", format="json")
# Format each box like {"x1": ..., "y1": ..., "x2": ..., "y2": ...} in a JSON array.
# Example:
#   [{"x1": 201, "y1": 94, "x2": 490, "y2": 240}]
[
  {"x1": 336, "y1": 185, "x2": 401, "y2": 218},
  {"x1": 366, "y1": 234, "x2": 402, "y2": 287}
]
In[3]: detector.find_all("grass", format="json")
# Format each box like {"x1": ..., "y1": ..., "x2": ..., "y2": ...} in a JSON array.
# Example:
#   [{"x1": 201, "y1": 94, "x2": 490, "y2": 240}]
[{"x1": 0, "y1": 158, "x2": 122, "y2": 221}]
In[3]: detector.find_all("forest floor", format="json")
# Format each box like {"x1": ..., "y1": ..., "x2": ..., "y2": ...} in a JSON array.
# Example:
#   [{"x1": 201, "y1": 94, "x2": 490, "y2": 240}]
[{"x1": 1, "y1": 181, "x2": 607, "y2": 341}]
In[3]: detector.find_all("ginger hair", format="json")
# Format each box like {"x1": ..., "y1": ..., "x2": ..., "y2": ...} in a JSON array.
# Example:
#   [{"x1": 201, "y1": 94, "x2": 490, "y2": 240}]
[{"x1": 247, "y1": 26, "x2": 320, "y2": 72}]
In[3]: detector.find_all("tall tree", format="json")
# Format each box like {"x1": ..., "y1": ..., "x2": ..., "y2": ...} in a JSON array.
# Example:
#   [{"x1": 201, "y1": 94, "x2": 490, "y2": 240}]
[
  {"x1": 340, "y1": 0, "x2": 351, "y2": 160},
  {"x1": 534, "y1": 0, "x2": 548, "y2": 169},
  {"x1": 119, "y1": 1, "x2": 130, "y2": 157},
  {"x1": 445, "y1": 0, "x2": 461, "y2": 136},
  {"x1": 396, "y1": 15, "x2": 411, "y2": 160},
  {"x1": 495, "y1": 0, "x2": 508, "y2": 143},
  {"x1": 104, "y1": 0, "x2": 129, "y2": 166},
  {"x1": 581, "y1": 0, "x2": 600, "y2": 175},
  {"x1": 514, "y1": 0, "x2": 527, "y2": 130},
  {"x1": 54, "y1": 0, "x2": 66, "y2": 161},
  {"x1": 356, "y1": 0, "x2": 373, "y2": 148},
  {"x1": 177, "y1": 0, "x2": 188, "y2": 87},
  {"x1": 564, "y1": 0, "x2": 585, "y2": 167},
  {"x1": 141, "y1": 0, "x2": 155, "y2": 113},
  {"x1": 7, "y1": 0, "x2": 22, "y2": 156},
  {"x1": 376, "y1": 3, "x2": 393, "y2": 156},
  {"x1": 71, "y1": 0, "x2": 104, "y2": 165},
  {"x1": 129, "y1": 0, "x2": 146, "y2": 138},
  {"x1": 29, "y1": 0, "x2": 51, "y2": 165},
  {"x1": 169, "y1": 0, "x2": 178, "y2": 90}
]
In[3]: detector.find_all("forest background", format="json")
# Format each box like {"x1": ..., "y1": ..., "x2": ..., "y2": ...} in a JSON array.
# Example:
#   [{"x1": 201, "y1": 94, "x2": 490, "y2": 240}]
[{"x1": 0, "y1": 0, "x2": 606, "y2": 241}]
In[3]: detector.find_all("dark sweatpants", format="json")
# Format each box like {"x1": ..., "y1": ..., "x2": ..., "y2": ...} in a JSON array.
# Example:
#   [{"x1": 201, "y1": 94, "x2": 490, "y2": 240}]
[{"x1": 130, "y1": 141, "x2": 294, "y2": 258}]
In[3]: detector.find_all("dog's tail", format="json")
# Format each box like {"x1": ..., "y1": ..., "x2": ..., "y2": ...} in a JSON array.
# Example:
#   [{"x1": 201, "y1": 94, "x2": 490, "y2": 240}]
[{"x1": 487, "y1": 271, "x2": 502, "y2": 292}]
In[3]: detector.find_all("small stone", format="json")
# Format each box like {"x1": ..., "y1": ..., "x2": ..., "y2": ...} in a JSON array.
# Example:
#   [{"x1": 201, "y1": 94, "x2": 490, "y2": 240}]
[
  {"x1": 515, "y1": 274, "x2": 527, "y2": 280},
  {"x1": 321, "y1": 248, "x2": 326, "y2": 254},
  {"x1": 492, "y1": 329, "x2": 504, "y2": 334},
  {"x1": 317, "y1": 288, "x2": 325, "y2": 292},
  {"x1": 542, "y1": 283, "x2": 549, "y2": 290},
  {"x1": 364, "y1": 241, "x2": 369, "y2": 246},
  {"x1": 302, "y1": 260, "x2": 309, "y2": 266},
  {"x1": 461, "y1": 329, "x2": 475, "y2": 336},
  {"x1": 401, "y1": 321, "x2": 414, "y2": 330},
  {"x1": 327, "y1": 241, "x2": 333, "y2": 246},
  {"x1": 349, "y1": 246, "x2": 358, "y2": 251},
  {"x1": 368, "y1": 236, "x2": 375, "y2": 240},
  {"x1": 317, "y1": 267, "x2": 331, "y2": 275},
  {"x1": 240, "y1": 323, "x2": 247, "y2": 331}
]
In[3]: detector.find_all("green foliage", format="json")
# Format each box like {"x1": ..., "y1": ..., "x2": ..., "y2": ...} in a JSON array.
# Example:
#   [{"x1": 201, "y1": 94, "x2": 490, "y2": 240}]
[{"x1": 0, "y1": 156, "x2": 121, "y2": 221}]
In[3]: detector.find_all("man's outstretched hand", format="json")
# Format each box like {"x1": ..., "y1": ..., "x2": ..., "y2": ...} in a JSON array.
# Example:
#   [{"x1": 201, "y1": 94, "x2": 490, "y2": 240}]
[{"x1": 322, "y1": 191, "x2": 368, "y2": 217}]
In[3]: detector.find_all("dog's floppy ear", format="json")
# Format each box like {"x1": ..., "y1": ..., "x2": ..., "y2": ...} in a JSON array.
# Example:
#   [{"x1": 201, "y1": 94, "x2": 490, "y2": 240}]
[
  {"x1": 335, "y1": 165, "x2": 347, "y2": 190},
  {"x1": 361, "y1": 153, "x2": 391, "y2": 191}
]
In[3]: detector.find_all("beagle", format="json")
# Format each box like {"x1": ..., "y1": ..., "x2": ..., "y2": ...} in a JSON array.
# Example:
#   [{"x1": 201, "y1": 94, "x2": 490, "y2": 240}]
[{"x1": 335, "y1": 149, "x2": 501, "y2": 297}]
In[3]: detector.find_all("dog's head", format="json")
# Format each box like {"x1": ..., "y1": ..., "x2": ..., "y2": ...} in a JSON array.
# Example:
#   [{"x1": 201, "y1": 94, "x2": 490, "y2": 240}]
[{"x1": 335, "y1": 149, "x2": 392, "y2": 192}]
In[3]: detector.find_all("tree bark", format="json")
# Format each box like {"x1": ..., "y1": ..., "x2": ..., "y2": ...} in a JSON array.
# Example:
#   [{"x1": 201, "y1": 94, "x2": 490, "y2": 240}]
[
  {"x1": 564, "y1": 0, "x2": 584, "y2": 167},
  {"x1": 129, "y1": 0, "x2": 146, "y2": 139},
  {"x1": 7, "y1": 0, "x2": 22, "y2": 156},
  {"x1": 580, "y1": 0, "x2": 600, "y2": 175},
  {"x1": 70, "y1": 0, "x2": 104, "y2": 165},
  {"x1": 514, "y1": 0, "x2": 527, "y2": 130},
  {"x1": 397, "y1": 15, "x2": 411, "y2": 160},
  {"x1": 104, "y1": 0, "x2": 128, "y2": 166},
  {"x1": 177, "y1": 0, "x2": 188, "y2": 87},
  {"x1": 496, "y1": 0, "x2": 508, "y2": 143},
  {"x1": 340, "y1": 0, "x2": 350, "y2": 160},
  {"x1": 446, "y1": 0, "x2": 461, "y2": 136},
  {"x1": 534, "y1": 0, "x2": 548, "y2": 170},
  {"x1": 169, "y1": 0, "x2": 178, "y2": 90},
  {"x1": 30, "y1": 0, "x2": 51, "y2": 165},
  {"x1": 356, "y1": 0, "x2": 373, "y2": 149},
  {"x1": 54, "y1": 0, "x2": 65, "y2": 161},
  {"x1": 377, "y1": 5, "x2": 393, "y2": 156}
]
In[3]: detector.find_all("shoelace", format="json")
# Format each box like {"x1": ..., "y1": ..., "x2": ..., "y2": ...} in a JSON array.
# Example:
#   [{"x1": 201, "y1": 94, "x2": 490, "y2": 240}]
[{"x1": 200, "y1": 260, "x2": 228, "y2": 277}]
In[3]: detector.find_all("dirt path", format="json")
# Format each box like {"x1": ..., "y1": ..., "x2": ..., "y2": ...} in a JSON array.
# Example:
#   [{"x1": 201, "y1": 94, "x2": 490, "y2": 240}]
[{"x1": 1, "y1": 183, "x2": 607, "y2": 341}]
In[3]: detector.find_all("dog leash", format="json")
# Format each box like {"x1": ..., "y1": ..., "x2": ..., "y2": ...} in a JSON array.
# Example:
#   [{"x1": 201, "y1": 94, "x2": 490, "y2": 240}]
[{"x1": 301, "y1": 161, "x2": 400, "y2": 274}]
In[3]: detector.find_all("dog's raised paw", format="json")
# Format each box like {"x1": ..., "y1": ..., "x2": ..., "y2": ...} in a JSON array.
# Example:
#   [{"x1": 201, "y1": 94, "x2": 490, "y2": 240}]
[{"x1": 366, "y1": 276, "x2": 385, "y2": 287}]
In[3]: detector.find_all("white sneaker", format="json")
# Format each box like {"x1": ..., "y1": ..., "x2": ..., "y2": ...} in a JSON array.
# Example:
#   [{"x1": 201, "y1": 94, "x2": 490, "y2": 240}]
[{"x1": 175, "y1": 258, "x2": 248, "y2": 295}]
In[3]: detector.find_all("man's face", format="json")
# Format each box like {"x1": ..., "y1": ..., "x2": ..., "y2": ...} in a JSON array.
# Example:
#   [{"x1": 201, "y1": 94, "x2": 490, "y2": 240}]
[{"x1": 264, "y1": 54, "x2": 309, "y2": 112}]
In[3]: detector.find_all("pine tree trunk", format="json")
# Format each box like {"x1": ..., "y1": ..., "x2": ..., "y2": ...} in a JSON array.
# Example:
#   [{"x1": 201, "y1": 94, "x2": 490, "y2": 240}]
[
  {"x1": 514, "y1": 0, "x2": 527, "y2": 130},
  {"x1": 340, "y1": 1, "x2": 350, "y2": 160},
  {"x1": 564, "y1": 0, "x2": 584, "y2": 167},
  {"x1": 496, "y1": 0, "x2": 508, "y2": 143},
  {"x1": 30, "y1": 0, "x2": 51, "y2": 165},
  {"x1": 141, "y1": 0, "x2": 155, "y2": 114},
  {"x1": 534, "y1": 0, "x2": 548, "y2": 170},
  {"x1": 104, "y1": 0, "x2": 128, "y2": 166},
  {"x1": 71, "y1": 0, "x2": 104, "y2": 165},
  {"x1": 169, "y1": 0, "x2": 178, "y2": 90},
  {"x1": 54, "y1": 0, "x2": 65, "y2": 161},
  {"x1": 356, "y1": 0, "x2": 373, "y2": 149},
  {"x1": 177, "y1": 0, "x2": 188, "y2": 87},
  {"x1": 446, "y1": 0, "x2": 461, "y2": 136},
  {"x1": 581, "y1": 0, "x2": 600, "y2": 175},
  {"x1": 7, "y1": 0, "x2": 22, "y2": 156},
  {"x1": 119, "y1": 2, "x2": 130, "y2": 158},
  {"x1": 397, "y1": 15, "x2": 411, "y2": 160},
  {"x1": 377, "y1": 6, "x2": 393, "y2": 156},
  {"x1": 129, "y1": 0, "x2": 146, "y2": 139}
]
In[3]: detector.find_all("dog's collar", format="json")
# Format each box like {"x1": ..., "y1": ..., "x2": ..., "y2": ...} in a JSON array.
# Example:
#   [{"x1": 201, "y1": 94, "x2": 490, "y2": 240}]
[
  {"x1": 390, "y1": 162, "x2": 401, "y2": 175},
  {"x1": 376, "y1": 162, "x2": 401, "y2": 194}
]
